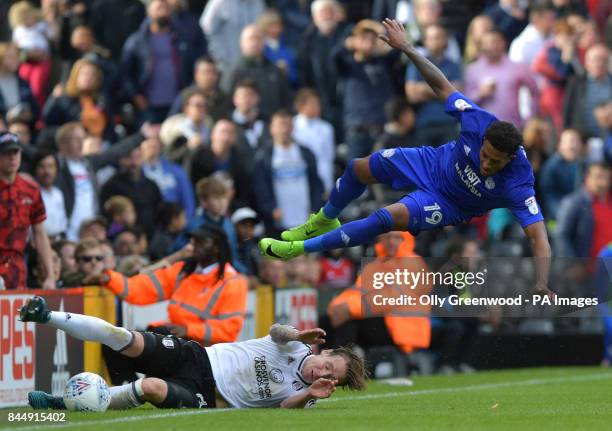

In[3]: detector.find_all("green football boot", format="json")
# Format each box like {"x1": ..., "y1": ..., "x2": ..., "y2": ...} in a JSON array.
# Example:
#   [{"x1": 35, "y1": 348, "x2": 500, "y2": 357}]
[
  {"x1": 259, "y1": 238, "x2": 305, "y2": 261},
  {"x1": 19, "y1": 296, "x2": 51, "y2": 323},
  {"x1": 280, "y1": 209, "x2": 341, "y2": 241}
]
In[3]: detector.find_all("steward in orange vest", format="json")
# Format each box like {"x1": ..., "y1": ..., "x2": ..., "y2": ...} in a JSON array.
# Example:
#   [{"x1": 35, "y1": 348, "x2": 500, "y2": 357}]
[
  {"x1": 85, "y1": 225, "x2": 248, "y2": 346},
  {"x1": 327, "y1": 231, "x2": 431, "y2": 353}
]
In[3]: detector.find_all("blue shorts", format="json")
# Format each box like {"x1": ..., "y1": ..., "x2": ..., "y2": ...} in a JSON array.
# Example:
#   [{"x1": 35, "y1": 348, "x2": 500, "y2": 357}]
[{"x1": 369, "y1": 147, "x2": 469, "y2": 234}]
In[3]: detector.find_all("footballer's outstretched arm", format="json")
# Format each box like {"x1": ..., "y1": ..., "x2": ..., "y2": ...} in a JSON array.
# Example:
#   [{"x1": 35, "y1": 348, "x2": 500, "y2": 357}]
[
  {"x1": 380, "y1": 18, "x2": 456, "y2": 101},
  {"x1": 524, "y1": 221, "x2": 553, "y2": 297}
]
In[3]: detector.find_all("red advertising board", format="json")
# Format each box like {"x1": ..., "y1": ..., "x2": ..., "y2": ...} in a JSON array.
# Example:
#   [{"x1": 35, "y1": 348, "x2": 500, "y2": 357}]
[
  {"x1": 0, "y1": 290, "x2": 84, "y2": 407},
  {"x1": 0, "y1": 293, "x2": 35, "y2": 407}
]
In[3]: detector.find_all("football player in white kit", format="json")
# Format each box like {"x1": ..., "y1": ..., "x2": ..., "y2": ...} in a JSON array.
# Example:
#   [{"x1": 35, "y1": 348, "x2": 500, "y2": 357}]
[{"x1": 21, "y1": 296, "x2": 366, "y2": 410}]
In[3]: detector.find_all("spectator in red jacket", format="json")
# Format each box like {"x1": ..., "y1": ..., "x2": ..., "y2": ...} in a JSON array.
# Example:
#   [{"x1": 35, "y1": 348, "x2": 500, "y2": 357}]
[{"x1": 0, "y1": 132, "x2": 55, "y2": 289}]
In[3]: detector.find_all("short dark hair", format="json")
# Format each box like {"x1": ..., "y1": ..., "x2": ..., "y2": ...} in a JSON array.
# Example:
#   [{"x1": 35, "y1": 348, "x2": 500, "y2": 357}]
[
  {"x1": 181, "y1": 87, "x2": 207, "y2": 110},
  {"x1": 271, "y1": 109, "x2": 292, "y2": 120},
  {"x1": 156, "y1": 202, "x2": 184, "y2": 228},
  {"x1": 485, "y1": 120, "x2": 523, "y2": 156},
  {"x1": 194, "y1": 55, "x2": 216, "y2": 70},
  {"x1": 586, "y1": 161, "x2": 611, "y2": 175},
  {"x1": 294, "y1": 88, "x2": 319, "y2": 110},
  {"x1": 384, "y1": 97, "x2": 413, "y2": 123},
  {"x1": 32, "y1": 149, "x2": 57, "y2": 171},
  {"x1": 234, "y1": 79, "x2": 259, "y2": 94},
  {"x1": 530, "y1": 0, "x2": 555, "y2": 15}
]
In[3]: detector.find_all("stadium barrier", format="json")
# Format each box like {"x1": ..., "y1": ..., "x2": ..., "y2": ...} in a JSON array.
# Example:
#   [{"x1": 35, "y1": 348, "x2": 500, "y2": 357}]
[
  {"x1": 0, "y1": 288, "x2": 115, "y2": 408},
  {"x1": 1, "y1": 285, "x2": 318, "y2": 407},
  {"x1": 121, "y1": 285, "x2": 318, "y2": 339}
]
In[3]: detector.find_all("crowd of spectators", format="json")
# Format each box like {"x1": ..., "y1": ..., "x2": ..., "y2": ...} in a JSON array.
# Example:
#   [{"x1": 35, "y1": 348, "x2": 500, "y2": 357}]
[{"x1": 0, "y1": 0, "x2": 611, "y2": 361}]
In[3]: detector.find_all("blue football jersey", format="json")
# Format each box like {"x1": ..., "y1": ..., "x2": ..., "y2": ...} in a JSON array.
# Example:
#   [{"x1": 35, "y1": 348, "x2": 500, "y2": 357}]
[{"x1": 433, "y1": 92, "x2": 543, "y2": 228}]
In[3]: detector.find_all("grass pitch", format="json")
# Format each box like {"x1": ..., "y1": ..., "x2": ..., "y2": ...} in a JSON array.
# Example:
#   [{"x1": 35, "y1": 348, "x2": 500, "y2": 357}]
[{"x1": 2, "y1": 367, "x2": 611, "y2": 431}]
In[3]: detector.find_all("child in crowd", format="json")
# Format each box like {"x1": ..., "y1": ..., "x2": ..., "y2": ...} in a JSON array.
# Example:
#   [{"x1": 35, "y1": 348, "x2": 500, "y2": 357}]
[
  {"x1": 174, "y1": 176, "x2": 246, "y2": 273},
  {"x1": 103, "y1": 195, "x2": 137, "y2": 240},
  {"x1": 9, "y1": 1, "x2": 54, "y2": 108},
  {"x1": 149, "y1": 202, "x2": 187, "y2": 261},
  {"x1": 231, "y1": 207, "x2": 261, "y2": 276}
]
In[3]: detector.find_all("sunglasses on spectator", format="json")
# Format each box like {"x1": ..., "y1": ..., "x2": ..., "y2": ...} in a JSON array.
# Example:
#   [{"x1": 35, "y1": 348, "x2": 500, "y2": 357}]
[{"x1": 78, "y1": 255, "x2": 104, "y2": 263}]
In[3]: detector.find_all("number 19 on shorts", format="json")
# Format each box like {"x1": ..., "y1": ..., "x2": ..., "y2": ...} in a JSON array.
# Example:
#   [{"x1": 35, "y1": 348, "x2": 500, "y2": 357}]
[{"x1": 424, "y1": 203, "x2": 442, "y2": 225}]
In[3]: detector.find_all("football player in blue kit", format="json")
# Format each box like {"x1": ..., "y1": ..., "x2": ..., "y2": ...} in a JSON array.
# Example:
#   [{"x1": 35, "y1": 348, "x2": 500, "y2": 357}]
[{"x1": 260, "y1": 18, "x2": 552, "y2": 297}]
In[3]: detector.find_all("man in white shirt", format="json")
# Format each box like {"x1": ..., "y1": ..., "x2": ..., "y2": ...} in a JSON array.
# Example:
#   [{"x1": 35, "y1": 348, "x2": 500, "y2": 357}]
[
  {"x1": 54, "y1": 122, "x2": 155, "y2": 240},
  {"x1": 33, "y1": 151, "x2": 67, "y2": 238},
  {"x1": 293, "y1": 89, "x2": 335, "y2": 194},
  {"x1": 253, "y1": 110, "x2": 324, "y2": 234},
  {"x1": 508, "y1": 1, "x2": 555, "y2": 65},
  {"x1": 21, "y1": 296, "x2": 366, "y2": 410}
]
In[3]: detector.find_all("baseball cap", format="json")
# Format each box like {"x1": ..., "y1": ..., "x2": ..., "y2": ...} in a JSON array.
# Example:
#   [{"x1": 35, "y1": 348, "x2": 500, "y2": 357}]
[
  {"x1": 231, "y1": 207, "x2": 259, "y2": 224},
  {"x1": 0, "y1": 132, "x2": 22, "y2": 153}
]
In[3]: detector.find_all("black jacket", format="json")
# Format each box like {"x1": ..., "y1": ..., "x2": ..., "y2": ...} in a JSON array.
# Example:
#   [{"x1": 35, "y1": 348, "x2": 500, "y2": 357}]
[
  {"x1": 100, "y1": 171, "x2": 162, "y2": 238},
  {"x1": 55, "y1": 132, "x2": 144, "y2": 217},
  {"x1": 189, "y1": 145, "x2": 254, "y2": 209},
  {"x1": 120, "y1": 19, "x2": 195, "y2": 101},
  {"x1": 252, "y1": 143, "x2": 324, "y2": 233},
  {"x1": 563, "y1": 73, "x2": 612, "y2": 138},
  {"x1": 42, "y1": 94, "x2": 115, "y2": 141},
  {"x1": 0, "y1": 75, "x2": 38, "y2": 123},
  {"x1": 90, "y1": 0, "x2": 145, "y2": 61},
  {"x1": 221, "y1": 56, "x2": 291, "y2": 118},
  {"x1": 554, "y1": 189, "x2": 594, "y2": 258}
]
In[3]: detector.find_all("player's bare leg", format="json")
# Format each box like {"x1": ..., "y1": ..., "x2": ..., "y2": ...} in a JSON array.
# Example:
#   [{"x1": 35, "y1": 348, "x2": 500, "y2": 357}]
[{"x1": 20, "y1": 296, "x2": 147, "y2": 410}]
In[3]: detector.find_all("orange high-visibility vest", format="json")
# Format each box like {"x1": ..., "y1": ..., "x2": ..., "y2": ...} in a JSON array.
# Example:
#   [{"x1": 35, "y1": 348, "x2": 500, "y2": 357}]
[
  {"x1": 328, "y1": 232, "x2": 431, "y2": 353},
  {"x1": 104, "y1": 262, "x2": 248, "y2": 346}
]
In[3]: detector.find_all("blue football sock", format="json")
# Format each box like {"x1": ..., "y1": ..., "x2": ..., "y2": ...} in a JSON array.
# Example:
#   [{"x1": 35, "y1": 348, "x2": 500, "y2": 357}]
[
  {"x1": 322, "y1": 160, "x2": 366, "y2": 219},
  {"x1": 305, "y1": 208, "x2": 393, "y2": 252}
]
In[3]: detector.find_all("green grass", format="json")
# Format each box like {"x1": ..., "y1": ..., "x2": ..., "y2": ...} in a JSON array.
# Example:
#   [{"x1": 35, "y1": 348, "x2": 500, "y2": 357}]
[{"x1": 2, "y1": 367, "x2": 611, "y2": 431}]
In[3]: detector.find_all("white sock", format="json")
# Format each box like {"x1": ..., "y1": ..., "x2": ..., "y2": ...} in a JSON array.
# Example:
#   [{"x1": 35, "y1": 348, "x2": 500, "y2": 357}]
[
  {"x1": 48, "y1": 311, "x2": 133, "y2": 351},
  {"x1": 108, "y1": 379, "x2": 144, "y2": 410}
]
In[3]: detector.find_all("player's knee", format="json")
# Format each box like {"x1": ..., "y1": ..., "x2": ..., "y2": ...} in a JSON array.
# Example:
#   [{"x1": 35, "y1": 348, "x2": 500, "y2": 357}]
[
  {"x1": 120, "y1": 331, "x2": 144, "y2": 358},
  {"x1": 141, "y1": 378, "x2": 167, "y2": 403},
  {"x1": 385, "y1": 203, "x2": 410, "y2": 231}
]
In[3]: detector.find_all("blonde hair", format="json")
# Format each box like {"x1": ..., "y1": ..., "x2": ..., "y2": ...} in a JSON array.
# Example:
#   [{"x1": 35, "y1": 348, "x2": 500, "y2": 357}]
[
  {"x1": 104, "y1": 196, "x2": 135, "y2": 217},
  {"x1": 196, "y1": 176, "x2": 229, "y2": 201},
  {"x1": 330, "y1": 347, "x2": 367, "y2": 390},
  {"x1": 9, "y1": 1, "x2": 41, "y2": 28},
  {"x1": 64, "y1": 59, "x2": 103, "y2": 98},
  {"x1": 75, "y1": 238, "x2": 101, "y2": 258},
  {"x1": 55, "y1": 122, "x2": 84, "y2": 148},
  {"x1": 257, "y1": 8, "x2": 283, "y2": 32},
  {"x1": 464, "y1": 15, "x2": 493, "y2": 65}
]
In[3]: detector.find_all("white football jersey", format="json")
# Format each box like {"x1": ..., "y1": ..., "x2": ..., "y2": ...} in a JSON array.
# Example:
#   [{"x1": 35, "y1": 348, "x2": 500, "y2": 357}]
[{"x1": 205, "y1": 336, "x2": 314, "y2": 408}]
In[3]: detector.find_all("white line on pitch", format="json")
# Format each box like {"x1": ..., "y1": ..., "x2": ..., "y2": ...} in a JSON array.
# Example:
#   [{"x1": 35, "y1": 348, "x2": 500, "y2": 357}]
[
  {"x1": 324, "y1": 371, "x2": 612, "y2": 402},
  {"x1": 4, "y1": 372, "x2": 611, "y2": 431}
]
